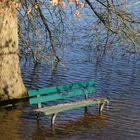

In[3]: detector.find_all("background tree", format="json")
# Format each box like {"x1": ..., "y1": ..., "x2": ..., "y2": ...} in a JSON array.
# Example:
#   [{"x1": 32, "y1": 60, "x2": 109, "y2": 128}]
[
  {"x1": 0, "y1": 0, "x2": 26, "y2": 101},
  {"x1": 18, "y1": 0, "x2": 140, "y2": 61}
]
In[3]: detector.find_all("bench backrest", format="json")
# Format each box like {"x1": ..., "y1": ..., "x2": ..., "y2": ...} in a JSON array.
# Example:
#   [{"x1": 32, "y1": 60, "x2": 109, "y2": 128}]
[{"x1": 28, "y1": 80, "x2": 96, "y2": 105}]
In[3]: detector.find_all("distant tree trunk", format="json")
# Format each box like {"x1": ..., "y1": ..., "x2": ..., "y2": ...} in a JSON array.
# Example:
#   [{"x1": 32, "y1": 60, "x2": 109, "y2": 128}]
[{"x1": 0, "y1": 4, "x2": 26, "y2": 101}]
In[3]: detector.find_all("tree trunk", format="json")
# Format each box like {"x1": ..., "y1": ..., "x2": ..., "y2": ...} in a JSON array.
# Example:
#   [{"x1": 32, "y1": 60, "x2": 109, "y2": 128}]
[{"x1": 0, "y1": 5, "x2": 26, "y2": 101}]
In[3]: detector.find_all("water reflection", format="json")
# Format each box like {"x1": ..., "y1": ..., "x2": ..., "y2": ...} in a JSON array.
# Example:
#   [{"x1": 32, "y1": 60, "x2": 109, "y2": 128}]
[
  {"x1": 0, "y1": 104, "x2": 24, "y2": 140},
  {"x1": 31, "y1": 110, "x2": 106, "y2": 139}
]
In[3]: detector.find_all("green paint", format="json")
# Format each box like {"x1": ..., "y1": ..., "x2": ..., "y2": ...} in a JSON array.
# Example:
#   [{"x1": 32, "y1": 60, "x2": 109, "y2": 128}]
[
  {"x1": 28, "y1": 80, "x2": 95, "y2": 97},
  {"x1": 29, "y1": 87, "x2": 96, "y2": 104}
]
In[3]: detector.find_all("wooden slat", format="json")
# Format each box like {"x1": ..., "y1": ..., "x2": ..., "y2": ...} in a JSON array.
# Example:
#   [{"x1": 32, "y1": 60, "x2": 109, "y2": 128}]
[
  {"x1": 28, "y1": 80, "x2": 95, "y2": 97},
  {"x1": 29, "y1": 87, "x2": 96, "y2": 105},
  {"x1": 35, "y1": 98, "x2": 109, "y2": 115}
]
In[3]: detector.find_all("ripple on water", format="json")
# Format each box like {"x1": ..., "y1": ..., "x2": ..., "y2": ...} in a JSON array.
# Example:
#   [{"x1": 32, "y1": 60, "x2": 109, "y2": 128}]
[{"x1": 1, "y1": 53, "x2": 140, "y2": 140}]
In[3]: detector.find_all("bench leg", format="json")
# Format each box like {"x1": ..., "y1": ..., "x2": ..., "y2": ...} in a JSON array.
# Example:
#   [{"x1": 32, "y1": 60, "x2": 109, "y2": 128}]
[
  {"x1": 51, "y1": 113, "x2": 57, "y2": 125},
  {"x1": 85, "y1": 94, "x2": 88, "y2": 100},
  {"x1": 37, "y1": 113, "x2": 40, "y2": 120},
  {"x1": 99, "y1": 102, "x2": 105, "y2": 114}
]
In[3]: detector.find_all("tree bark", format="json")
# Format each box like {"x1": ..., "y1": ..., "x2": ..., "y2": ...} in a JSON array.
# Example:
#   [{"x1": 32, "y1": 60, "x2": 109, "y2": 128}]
[{"x1": 0, "y1": 5, "x2": 26, "y2": 101}]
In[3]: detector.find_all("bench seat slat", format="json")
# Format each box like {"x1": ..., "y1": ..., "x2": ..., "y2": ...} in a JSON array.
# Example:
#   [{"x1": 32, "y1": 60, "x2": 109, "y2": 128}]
[
  {"x1": 28, "y1": 80, "x2": 95, "y2": 97},
  {"x1": 29, "y1": 87, "x2": 96, "y2": 105},
  {"x1": 35, "y1": 98, "x2": 109, "y2": 115}
]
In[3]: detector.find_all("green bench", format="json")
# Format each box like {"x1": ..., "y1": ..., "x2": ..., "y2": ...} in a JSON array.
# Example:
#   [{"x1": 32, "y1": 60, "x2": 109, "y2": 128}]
[{"x1": 28, "y1": 80, "x2": 110, "y2": 125}]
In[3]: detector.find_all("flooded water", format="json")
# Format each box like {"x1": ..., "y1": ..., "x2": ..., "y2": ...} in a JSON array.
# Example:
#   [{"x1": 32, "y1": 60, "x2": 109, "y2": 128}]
[
  {"x1": 1, "y1": 1, "x2": 140, "y2": 139},
  {"x1": 1, "y1": 45, "x2": 140, "y2": 140}
]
